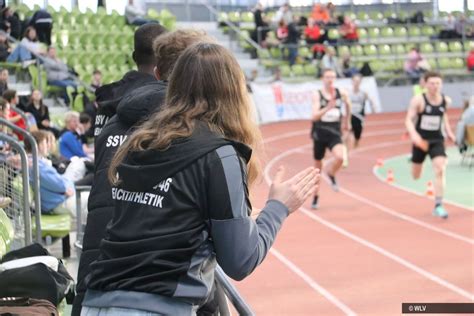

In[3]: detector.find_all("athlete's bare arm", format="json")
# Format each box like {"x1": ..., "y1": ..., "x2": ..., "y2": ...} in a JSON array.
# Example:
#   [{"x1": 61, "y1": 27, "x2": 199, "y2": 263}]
[
  {"x1": 341, "y1": 89, "x2": 352, "y2": 131},
  {"x1": 311, "y1": 90, "x2": 334, "y2": 121},
  {"x1": 406, "y1": 95, "x2": 427, "y2": 150},
  {"x1": 365, "y1": 92, "x2": 377, "y2": 113},
  {"x1": 443, "y1": 96, "x2": 456, "y2": 142}
]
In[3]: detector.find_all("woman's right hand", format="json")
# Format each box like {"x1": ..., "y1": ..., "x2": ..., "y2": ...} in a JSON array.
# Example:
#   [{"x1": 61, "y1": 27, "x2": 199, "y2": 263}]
[{"x1": 268, "y1": 166, "x2": 319, "y2": 213}]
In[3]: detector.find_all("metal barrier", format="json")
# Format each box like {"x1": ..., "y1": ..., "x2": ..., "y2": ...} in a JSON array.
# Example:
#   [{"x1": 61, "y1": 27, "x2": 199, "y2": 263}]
[
  {"x1": 0, "y1": 132, "x2": 32, "y2": 246},
  {"x1": 0, "y1": 117, "x2": 42, "y2": 243}
]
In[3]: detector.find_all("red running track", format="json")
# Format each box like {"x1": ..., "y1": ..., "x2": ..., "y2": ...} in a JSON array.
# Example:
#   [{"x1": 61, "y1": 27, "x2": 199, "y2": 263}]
[{"x1": 233, "y1": 111, "x2": 474, "y2": 316}]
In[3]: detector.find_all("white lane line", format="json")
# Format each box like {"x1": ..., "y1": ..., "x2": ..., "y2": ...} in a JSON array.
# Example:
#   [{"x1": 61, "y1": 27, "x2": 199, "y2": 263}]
[
  {"x1": 270, "y1": 248, "x2": 357, "y2": 316},
  {"x1": 264, "y1": 143, "x2": 474, "y2": 301}
]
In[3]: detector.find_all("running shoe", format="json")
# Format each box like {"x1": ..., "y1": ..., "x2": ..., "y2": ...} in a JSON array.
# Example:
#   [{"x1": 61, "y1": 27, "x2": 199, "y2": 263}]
[
  {"x1": 432, "y1": 205, "x2": 448, "y2": 219},
  {"x1": 328, "y1": 175, "x2": 339, "y2": 192}
]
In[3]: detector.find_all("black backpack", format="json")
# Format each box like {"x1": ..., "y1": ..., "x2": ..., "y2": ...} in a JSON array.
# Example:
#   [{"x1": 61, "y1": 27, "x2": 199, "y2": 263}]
[{"x1": 0, "y1": 243, "x2": 75, "y2": 307}]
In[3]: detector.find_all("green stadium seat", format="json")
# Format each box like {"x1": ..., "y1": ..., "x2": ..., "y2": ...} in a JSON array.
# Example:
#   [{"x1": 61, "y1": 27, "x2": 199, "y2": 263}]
[
  {"x1": 292, "y1": 65, "x2": 305, "y2": 76},
  {"x1": 435, "y1": 42, "x2": 449, "y2": 53},
  {"x1": 369, "y1": 11, "x2": 383, "y2": 21},
  {"x1": 451, "y1": 58, "x2": 464, "y2": 69},
  {"x1": 258, "y1": 49, "x2": 271, "y2": 59},
  {"x1": 357, "y1": 12, "x2": 369, "y2": 21},
  {"x1": 408, "y1": 27, "x2": 421, "y2": 37},
  {"x1": 378, "y1": 44, "x2": 391, "y2": 55},
  {"x1": 270, "y1": 47, "x2": 282, "y2": 59},
  {"x1": 449, "y1": 41, "x2": 463, "y2": 52},
  {"x1": 421, "y1": 26, "x2": 435, "y2": 36},
  {"x1": 298, "y1": 47, "x2": 311, "y2": 59},
  {"x1": 370, "y1": 60, "x2": 383, "y2": 72},
  {"x1": 420, "y1": 43, "x2": 434, "y2": 54},
  {"x1": 328, "y1": 29, "x2": 339, "y2": 40},
  {"x1": 368, "y1": 27, "x2": 380, "y2": 38},
  {"x1": 350, "y1": 45, "x2": 364, "y2": 56},
  {"x1": 358, "y1": 28, "x2": 367, "y2": 39},
  {"x1": 394, "y1": 27, "x2": 407, "y2": 38},
  {"x1": 427, "y1": 59, "x2": 438, "y2": 70},
  {"x1": 280, "y1": 65, "x2": 291, "y2": 77},
  {"x1": 304, "y1": 63, "x2": 317, "y2": 77},
  {"x1": 392, "y1": 44, "x2": 406, "y2": 55},
  {"x1": 241, "y1": 12, "x2": 253, "y2": 23},
  {"x1": 228, "y1": 12, "x2": 240, "y2": 23},
  {"x1": 364, "y1": 45, "x2": 377, "y2": 56},
  {"x1": 438, "y1": 58, "x2": 451, "y2": 69},
  {"x1": 337, "y1": 45, "x2": 350, "y2": 56},
  {"x1": 381, "y1": 27, "x2": 394, "y2": 37}
]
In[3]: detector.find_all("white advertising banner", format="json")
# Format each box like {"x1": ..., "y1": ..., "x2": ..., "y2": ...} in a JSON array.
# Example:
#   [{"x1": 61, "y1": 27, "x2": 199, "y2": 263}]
[{"x1": 250, "y1": 77, "x2": 382, "y2": 124}]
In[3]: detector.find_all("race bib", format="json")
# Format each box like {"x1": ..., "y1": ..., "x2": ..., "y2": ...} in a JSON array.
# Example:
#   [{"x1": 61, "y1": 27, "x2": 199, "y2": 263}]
[
  {"x1": 420, "y1": 115, "x2": 441, "y2": 131},
  {"x1": 321, "y1": 108, "x2": 341, "y2": 122},
  {"x1": 351, "y1": 102, "x2": 363, "y2": 114}
]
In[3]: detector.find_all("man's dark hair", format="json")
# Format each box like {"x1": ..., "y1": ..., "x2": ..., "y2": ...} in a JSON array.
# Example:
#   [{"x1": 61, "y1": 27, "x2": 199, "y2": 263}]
[
  {"x1": 2, "y1": 89, "x2": 17, "y2": 102},
  {"x1": 424, "y1": 71, "x2": 442, "y2": 82},
  {"x1": 80, "y1": 112, "x2": 91, "y2": 124},
  {"x1": 133, "y1": 23, "x2": 167, "y2": 66}
]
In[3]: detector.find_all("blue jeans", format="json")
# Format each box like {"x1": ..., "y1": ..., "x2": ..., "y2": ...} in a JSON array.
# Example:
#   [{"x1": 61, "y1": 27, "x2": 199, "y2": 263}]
[
  {"x1": 48, "y1": 79, "x2": 77, "y2": 104},
  {"x1": 288, "y1": 45, "x2": 298, "y2": 66},
  {"x1": 7, "y1": 45, "x2": 33, "y2": 62}
]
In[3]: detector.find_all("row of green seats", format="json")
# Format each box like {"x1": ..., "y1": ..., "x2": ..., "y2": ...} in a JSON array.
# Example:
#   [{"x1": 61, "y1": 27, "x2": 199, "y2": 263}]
[{"x1": 52, "y1": 32, "x2": 133, "y2": 50}]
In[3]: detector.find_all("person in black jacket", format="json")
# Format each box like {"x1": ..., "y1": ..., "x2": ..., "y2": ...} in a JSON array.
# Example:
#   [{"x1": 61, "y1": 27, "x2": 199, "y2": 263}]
[
  {"x1": 29, "y1": 9, "x2": 53, "y2": 45},
  {"x1": 81, "y1": 42, "x2": 319, "y2": 315},
  {"x1": 25, "y1": 89, "x2": 59, "y2": 138},
  {"x1": 93, "y1": 23, "x2": 167, "y2": 137},
  {"x1": 72, "y1": 29, "x2": 210, "y2": 316}
]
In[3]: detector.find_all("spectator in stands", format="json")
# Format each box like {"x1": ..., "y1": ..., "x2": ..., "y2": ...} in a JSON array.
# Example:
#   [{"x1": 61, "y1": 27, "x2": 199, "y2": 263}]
[
  {"x1": 6, "y1": 26, "x2": 45, "y2": 64},
  {"x1": 43, "y1": 46, "x2": 77, "y2": 104},
  {"x1": 0, "y1": 33, "x2": 10, "y2": 62},
  {"x1": 340, "y1": 52, "x2": 358, "y2": 78},
  {"x1": 24, "y1": 130, "x2": 75, "y2": 215},
  {"x1": 276, "y1": 20, "x2": 288, "y2": 43},
  {"x1": 454, "y1": 14, "x2": 473, "y2": 38},
  {"x1": 285, "y1": 16, "x2": 300, "y2": 66},
  {"x1": 125, "y1": 0, "x2": 157, "y2": 26},
  {"x1": 404, "y1": 47, "x2": 424, "y2": 83},
  {"x1": 304, "y1": 17, "x2": 322, "y2": 44},
  {"x1": 467, "y1": 48, "x2": 474, "y2": 72},
  {"x1": 311, "y1": 4, "x2": 329, "y2": 24},
  {"x1": 320, "y1": 46, "x2": 341, "y2": 77},
  {"x1": 339, "y1": 16, "x2": 358, "y2": 43},
  {"x1": 439, "y1": 13, "x2": 457, "y2": 39},
  {"x1": 78, "y1": 112, "x2": 94, "y2": 156},
  {"x1": 0, "y1": 7, "x2": 21, "y2": 39},
  {"x1": 91, "y1": 69, "x2": 102, "y2": 91},
  {"x1": 25, "y1": 89, "x2": 59, "y2": 138},
  {"x1": 59, "y1": 111, "x2": 88, "y2": 160},
  {"x1": 93, "y1": 23, "x2": 167, "y2": 138},
  {"x1": 73, "y1": 29, "x2": 209, "y2": 316},
  {"x1": 81, "y1": 41, "x2": 317, "y2": 316},
  {"x1": 456, "y1": 96, "x2": 474, "y2": 153},
  {"x1": 29, "y1": 9, "x2": 53, "y2": 45},
  {"x1": 3, "y1": 89, "x2": 27, "y2": 139},
  {"x1": 252, "y1": 3, "x2": 269, "y2": 46},
  {"x1": 273, "y1": 3, "x2": 293, "y2": 25},
  {"x1": 0, "y1": 68, "x2": 8, "y2": 95}
]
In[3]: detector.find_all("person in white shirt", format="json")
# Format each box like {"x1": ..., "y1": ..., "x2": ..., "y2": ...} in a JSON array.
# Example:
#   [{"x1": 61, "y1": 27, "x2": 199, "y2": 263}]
[{"x1": 125, "y1": 0, "x2": 158, "y2": 26}]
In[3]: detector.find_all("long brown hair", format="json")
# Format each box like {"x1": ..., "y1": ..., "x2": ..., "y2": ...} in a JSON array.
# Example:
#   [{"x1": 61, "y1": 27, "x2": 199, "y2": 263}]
[{"x1": 109, "y1": 42, "x2": 262, "y2": 186}]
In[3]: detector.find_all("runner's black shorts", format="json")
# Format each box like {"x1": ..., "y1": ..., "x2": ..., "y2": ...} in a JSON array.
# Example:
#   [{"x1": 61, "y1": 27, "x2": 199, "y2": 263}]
[
  {"x1": 411, "y1": 140, "x2": 446, "y2": 163},
  {"x1": 312, "y1": 127, "x2": 342, "y2": 160},
  {"x1": 351, "y1": 115, "x2": 363, "y2": 140}
]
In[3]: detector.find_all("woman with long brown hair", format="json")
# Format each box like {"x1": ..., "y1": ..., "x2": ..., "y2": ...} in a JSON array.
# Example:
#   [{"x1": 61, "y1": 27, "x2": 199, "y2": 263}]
[{"x1": 82, "y1": 42, "x2": 318, "y2": 315}]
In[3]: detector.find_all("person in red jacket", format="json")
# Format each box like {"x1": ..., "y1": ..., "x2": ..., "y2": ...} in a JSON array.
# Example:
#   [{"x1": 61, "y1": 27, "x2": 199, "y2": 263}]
[{"x1": 467, "y1": 49, "x2": 474, "y2": 71}]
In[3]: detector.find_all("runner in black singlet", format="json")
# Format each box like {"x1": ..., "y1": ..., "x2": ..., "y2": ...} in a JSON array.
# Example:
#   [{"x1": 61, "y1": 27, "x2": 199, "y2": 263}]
[{"x1": 405, "y1": 71, "x2": 455, "y2": 219}]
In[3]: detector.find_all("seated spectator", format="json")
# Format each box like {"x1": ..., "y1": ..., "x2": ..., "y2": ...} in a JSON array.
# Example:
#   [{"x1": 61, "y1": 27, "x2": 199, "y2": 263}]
[
  {"x1": 0, "y1": 68, "x2": 8, "y2": 95},
  {"x1": 252, "y1": 3, "x2": 269, "y2": 46},
  {"x1": 0, "y1": 7, "x2": 21, "y2": 39},
  {"x1": 285, "y1": 16, "x2": 300, "y2": 66},
  {"x1": 7, "y1": 26, "x2": 45, "y2": 64},
  {"x1": 3, "y1": 89, "x2": 27, "y2": 139},
  {"x1": 340, "y1": 53, "x2": 358, "y2": 78},
  {"x1": 311, "y1": 4, "x2": 329, "y2": 24},
  {"x1": 91, "y1": 69, "x2": 102, "y2": 91},
  {"x1": 339, "y1": 16, "x2": 358, "y2": 43},
  {"x1": 439, "y1": 13, "x2": 457, "y2": 39},
  {"x1": 276, "y1": 20, "x2": 288, "y2": 43},
  {"x1": 24, "y1": 130, "x2": 75, "y2": 215},
  {"x1": 0, "y1": 33, "x2": 10, "y2": 62},
  {"x1": 25, "y1": 89, "x2": 60, "y2": 137},
  {"x1": 467, "y1": 49, "x2": 474, "y2": 71},
  {"x1": 456, "y1": 96, "x2": 474, "y2": 153},
  {"x1": 304, "y1": 17, "x2": 322, "y2": 44},
  {"x1": 29, "y1": 9, "x2": 53, "y2": 46},
  {"x1": 78, "y1": 112, "x2": 94, "y2": 156},
  {"x1": 404, "y1": 47, "x2": 425, "y2": 83},
  {"x1": 43, "y1": 46, "x2": 77, "y2": 104},
  {"x1": 454, "y1": 14, "x2": 473, "y2": 38},
  {"x1": 273, "y1": 3, "x2": 293, "y2": 25},
  {"x1": 320, "y1": 46, "x2": 341, "y2": 77},
  {"x1": 125, "y1": 0, "x2": 158, "y2": 26},
  {"x1": 59, "y1": 111, "x2": 89, "y2": 160}
]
